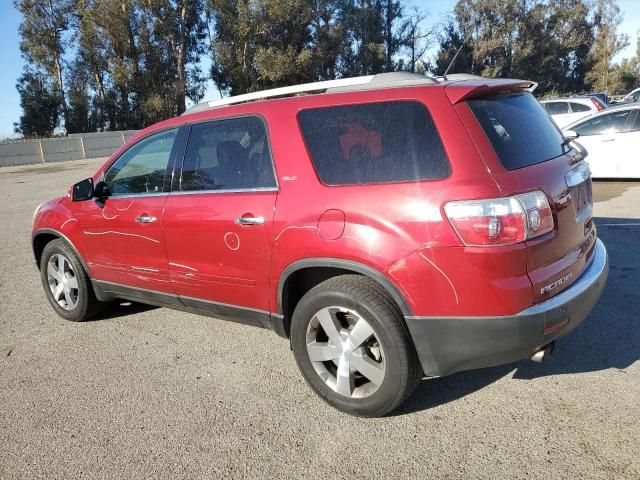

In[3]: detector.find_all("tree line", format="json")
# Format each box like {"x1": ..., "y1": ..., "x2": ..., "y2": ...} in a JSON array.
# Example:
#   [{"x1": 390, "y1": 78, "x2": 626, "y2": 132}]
[{"x1": 14, "y1": 0, "x2": 638, "y2": 138}]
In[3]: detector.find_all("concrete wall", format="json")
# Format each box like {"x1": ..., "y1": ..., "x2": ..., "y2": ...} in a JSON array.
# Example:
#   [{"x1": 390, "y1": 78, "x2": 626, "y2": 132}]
[{"x1": 0, "y1": 130, "x2": 139, "y2": 167}]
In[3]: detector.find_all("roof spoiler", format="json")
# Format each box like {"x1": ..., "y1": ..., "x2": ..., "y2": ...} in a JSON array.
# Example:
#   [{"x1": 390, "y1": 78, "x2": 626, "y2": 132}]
[{"x1": 445, "y1": 79, "x2": 538, "y2": 104}]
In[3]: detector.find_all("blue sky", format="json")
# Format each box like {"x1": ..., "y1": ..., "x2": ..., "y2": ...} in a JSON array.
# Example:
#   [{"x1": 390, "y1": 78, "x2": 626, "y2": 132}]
[{"x1": 1, "y1": 0, "x2": 639, "y2": 138}]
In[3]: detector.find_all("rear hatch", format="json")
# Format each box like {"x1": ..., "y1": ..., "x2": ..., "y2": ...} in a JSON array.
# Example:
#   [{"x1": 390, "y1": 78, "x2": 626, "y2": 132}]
[{"x1": 457, "y1": 88, "x2": 597, "y2": 303}]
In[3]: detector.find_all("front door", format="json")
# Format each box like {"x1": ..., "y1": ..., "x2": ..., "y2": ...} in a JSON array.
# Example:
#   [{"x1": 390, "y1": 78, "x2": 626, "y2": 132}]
[
  {"x1": 573, "y1": 109, "x2": 635, "y2": 178},
  {"x1": 162, "y1": 116, "x2": 279, "y2": 324},
  {"x1": 77, "y1": 128, "x2": 179, "y2": 293}
]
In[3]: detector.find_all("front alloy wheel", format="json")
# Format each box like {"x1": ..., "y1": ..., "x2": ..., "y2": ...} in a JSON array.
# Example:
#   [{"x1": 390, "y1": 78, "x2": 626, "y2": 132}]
[
  {"x1": 39, "y1": 238, "x2": 105, "y2": 322},
  {"x1": 46, "y1": 254, "x2": 79, "y2": 310}
]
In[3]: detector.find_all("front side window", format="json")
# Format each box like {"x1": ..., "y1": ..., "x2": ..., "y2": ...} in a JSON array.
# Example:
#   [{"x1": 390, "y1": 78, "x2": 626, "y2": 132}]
[
  {"x1": 104, "y1": 129, "x2": 177, "y2": 196},
  {"x1": 180, "y1": 117, "x2": 277, "y2": 191},
  {"x1": 297, "y1": 101, "x2": 450, "y2": 185},
  {"x1": 468, "y1": 93, "x2": 565, "y2": 170},
  {"x1": 574, "y1": 110, "x2": 632, "y2": 136}
]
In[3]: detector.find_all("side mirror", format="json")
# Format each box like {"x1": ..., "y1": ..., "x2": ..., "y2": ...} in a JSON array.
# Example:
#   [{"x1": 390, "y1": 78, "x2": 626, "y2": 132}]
[
  {"x1": 93, "y1": 181, "x2": 111, "y2": 199},
  {"x1": 72, "y1": 178, "x2": 94, "y2": 201},
  {"x1": 563, "y1": 130, "x2": 579, "y2": 140}
]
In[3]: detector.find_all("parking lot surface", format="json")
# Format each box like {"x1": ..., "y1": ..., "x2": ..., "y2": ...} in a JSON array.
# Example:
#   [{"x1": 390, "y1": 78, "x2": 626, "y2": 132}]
[{"x1": 0, "y1": 159, "x2": 638, "y2": 479}]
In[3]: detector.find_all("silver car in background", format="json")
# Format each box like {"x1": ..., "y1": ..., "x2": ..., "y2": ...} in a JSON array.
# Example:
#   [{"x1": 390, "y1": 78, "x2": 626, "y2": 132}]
[{"x1": 541, "y1": 97, "x2": 607, "y2": 128}]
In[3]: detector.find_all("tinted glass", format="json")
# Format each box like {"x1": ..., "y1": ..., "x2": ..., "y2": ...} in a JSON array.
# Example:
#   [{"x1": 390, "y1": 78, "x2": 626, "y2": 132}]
[
  {"x1": 297, "y1": 101, "x2": 450, "y2": 185},
  {"x1": 104, "y1": 129, "x2": 177, "y2": 196},
  {"x1": 468, "y1": 93, "x2": 565, "y2": 170},
  {"x1": 181, "y1": 117, "x2": 276, "y2": 191},
  {"x1": 574, "y1": 109, "x2": 632, "y2": 136},
  {"x1": 570, "y1": 102, "x2": 591, "y2": 112},
  {"x1": 545, "y1": 102, "x2": 569, "y2": 114}
]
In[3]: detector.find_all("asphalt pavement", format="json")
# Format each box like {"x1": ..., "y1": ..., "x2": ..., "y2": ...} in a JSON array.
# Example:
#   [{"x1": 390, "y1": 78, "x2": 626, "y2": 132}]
[{"x1": 0, "y1": 159, "x2": 638, "y2": 479}]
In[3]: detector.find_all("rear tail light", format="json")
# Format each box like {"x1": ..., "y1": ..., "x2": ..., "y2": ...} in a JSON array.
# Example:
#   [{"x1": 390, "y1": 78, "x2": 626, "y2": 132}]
[
  {"x1": 590, "y1": 97, "x2": 604, "y2": 111},
  {"x1": 444, "y1": 190, "x2": 554, "y2": 247}
]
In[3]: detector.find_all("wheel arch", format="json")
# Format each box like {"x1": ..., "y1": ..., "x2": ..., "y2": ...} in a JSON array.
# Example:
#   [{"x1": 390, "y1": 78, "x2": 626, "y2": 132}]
[
  {"x1": 32, "y1": 228, "x2": 90, "y2": 274},
  {"x1": 275, "y1": 258, "x2": 413, "y2": 337}
]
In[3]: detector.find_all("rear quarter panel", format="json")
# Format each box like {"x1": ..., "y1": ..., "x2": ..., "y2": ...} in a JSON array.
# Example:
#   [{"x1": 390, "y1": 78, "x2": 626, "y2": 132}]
[{"x1": 265, "y1": 87, "x2": 532, "y2": 316}]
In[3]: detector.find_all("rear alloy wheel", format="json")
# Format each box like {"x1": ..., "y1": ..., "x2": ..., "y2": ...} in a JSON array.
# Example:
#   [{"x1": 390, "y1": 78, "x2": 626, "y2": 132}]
[
  {"x1": 291, "y1": 275, "x2": 422, "y2": 417},
  {"x1": 40, "y1": 239, "x2": 105, "y2": 322},
  {"x1": 305, "y1": 306, "x2": 386, "y2": 399}
]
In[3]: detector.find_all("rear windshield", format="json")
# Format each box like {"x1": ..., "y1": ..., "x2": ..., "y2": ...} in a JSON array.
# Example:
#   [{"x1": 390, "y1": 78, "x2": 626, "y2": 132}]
[
  {"x1": 298, "y1": 101, "x2": 451, "y2": 185},
  {"x1": 468, "y1": 93, "x2": 565, "y2": 170}
]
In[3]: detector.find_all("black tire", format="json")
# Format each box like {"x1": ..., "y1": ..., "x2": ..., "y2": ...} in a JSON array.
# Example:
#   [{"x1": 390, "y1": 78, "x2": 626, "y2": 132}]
[
  {"x1": 39, "y1": 238, "x2": 105, "y2": 322},
  {"x1": 290, "y1": 274, "x2": 422, "y2": 417}
]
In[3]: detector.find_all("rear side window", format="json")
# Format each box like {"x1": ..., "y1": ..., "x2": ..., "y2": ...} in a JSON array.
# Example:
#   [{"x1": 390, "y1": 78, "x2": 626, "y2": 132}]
[
  {"x1": 545, "y1": 102, "x2": 569, "y2": 114},
  {"x1": 468, "y1": 93, "x2": 565, "y2": 170},
  {"x1": 297, "y1": 101, "x2": 450, "y2": 185},
  {"x1": 569, "y1": 102, "x2": 591, "y2": 112},
  {"x1": 180, "y1": 116, "x2": 277, "y2": 191}
]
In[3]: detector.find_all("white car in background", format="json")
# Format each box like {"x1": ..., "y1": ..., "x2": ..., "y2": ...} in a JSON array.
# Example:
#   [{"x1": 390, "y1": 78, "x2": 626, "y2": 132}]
[
  {"x1": 563, "y1": 104, "x2": 640, "y2": 178},
  {"x1": 619, "y1": 88, "x2": 640, "y2": 104},
  {"x1": 541, "y1": 97, "x2": 607, "y2": 128}
]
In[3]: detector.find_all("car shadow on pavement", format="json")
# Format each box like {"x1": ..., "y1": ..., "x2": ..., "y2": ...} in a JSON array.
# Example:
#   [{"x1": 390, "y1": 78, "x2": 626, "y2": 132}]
[
  {"x1": 395, "y1": 217, "x2": 640, "y2": 416},
  {"x1": 89, "y1": 300, "x2": 158, "y2": 321}
]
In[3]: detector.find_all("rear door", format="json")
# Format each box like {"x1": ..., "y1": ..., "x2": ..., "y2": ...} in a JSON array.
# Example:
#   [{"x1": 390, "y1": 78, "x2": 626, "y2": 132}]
[
  {"x1": 162, "y1": 116, "x2": 278, "y2": 323},
  {"x1": 461, "y1": 92, "x2": 596, "y2": 304}
]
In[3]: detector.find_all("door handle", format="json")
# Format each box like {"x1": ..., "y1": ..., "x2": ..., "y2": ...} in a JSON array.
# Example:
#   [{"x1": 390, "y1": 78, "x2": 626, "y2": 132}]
[
  {"x1": 601, "y1": 138, "x2": 616, "y2": 142},
  {"x1": 135, "y1": 215, "x2": 157, "y2": 223},
  {"x1": 235, "y1": 216, "x2": 264, "y2": 225}
]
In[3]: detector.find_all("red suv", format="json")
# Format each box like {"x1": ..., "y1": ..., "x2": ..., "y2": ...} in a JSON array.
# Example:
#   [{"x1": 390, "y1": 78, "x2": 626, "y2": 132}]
[{"x1": 32, "y1": 73, "x2": 608, "y2": 417}]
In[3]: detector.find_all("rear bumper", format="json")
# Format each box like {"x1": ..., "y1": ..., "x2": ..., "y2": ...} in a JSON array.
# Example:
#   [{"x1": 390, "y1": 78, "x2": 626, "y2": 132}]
[{"x1": 405, "y1": 239, "x2": 609, "y2": 377}]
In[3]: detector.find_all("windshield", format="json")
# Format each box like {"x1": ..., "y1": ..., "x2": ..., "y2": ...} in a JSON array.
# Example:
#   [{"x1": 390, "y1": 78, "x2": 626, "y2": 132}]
[{"x1": 468, "y1": 92, "x2": 566, "y2": 170}]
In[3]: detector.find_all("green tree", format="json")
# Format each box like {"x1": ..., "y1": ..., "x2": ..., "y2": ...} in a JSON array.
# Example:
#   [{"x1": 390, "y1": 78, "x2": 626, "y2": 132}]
[
  {"x1": 15, "y1": 0, "x2": 73, "y2": 132},
  {"x1": 310, "y1": 0, "x2": 351, "y2": 80},
  {"x1": 14, "y1": 70, "x2": 61, "y2": 137},
  {"x1": 586, "y1": 0, "x2": 629, "y2": 93},
  {"x1": 434, "y1": 0, "x2": 596, "y2": 95},
  {"x1": 399, "y1": 8, "x2": 435, "y2": 73},
  {"x1": 142, "y1": 0, "x2": 208, "y2": 115},
  {"x1": 209, "y1": 0, "x2": 260, "y2": 95},
  {"x1": 342, "y1": 0, "x2": 386, "y2": 75}
]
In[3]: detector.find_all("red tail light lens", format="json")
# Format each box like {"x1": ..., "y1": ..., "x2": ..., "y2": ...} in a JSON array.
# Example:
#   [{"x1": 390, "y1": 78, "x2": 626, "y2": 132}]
[
  {"x1": 590, "y1": 97, "x2": 604, "y2": 111},
  {"x1": 444, "y1": 191, "x2": 554, "y2": 247}
]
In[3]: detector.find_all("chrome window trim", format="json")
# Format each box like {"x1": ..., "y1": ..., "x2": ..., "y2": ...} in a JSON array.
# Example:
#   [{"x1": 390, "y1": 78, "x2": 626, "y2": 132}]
[
  {"x1": 105, "y1": 192, "x2": 168, "y2": 200},
  {"x1": 169, "y1": 187, "x2": 278, "y2": 196}
]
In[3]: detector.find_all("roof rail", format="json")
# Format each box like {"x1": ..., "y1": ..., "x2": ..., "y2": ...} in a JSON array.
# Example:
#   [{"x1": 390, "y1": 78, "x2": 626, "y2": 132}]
[{"x1": 183, "y1": 72, "x2": 438, "y2": 115}]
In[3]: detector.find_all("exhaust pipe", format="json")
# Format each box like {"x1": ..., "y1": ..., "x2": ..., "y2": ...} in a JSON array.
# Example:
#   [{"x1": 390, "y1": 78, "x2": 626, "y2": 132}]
[{"x1": 530, "y1": 342, "x2": 555, "y2": 363}]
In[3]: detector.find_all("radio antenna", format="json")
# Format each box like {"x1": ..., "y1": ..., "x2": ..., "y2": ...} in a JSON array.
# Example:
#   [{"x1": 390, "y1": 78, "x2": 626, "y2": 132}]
[{"x1": 443, "y1": 43, "x2": 464, "y2": 80}]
